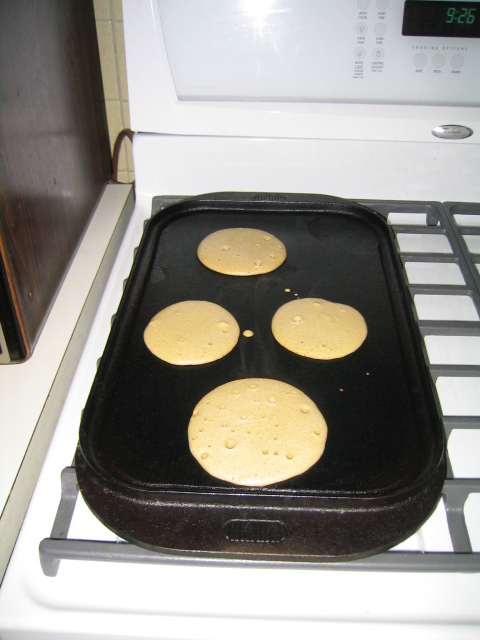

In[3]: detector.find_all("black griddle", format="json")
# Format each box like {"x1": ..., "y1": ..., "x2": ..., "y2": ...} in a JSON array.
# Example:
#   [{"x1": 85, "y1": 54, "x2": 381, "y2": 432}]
[{"x1": 75, "y1": 192, "x2": 446, "y2": 561}]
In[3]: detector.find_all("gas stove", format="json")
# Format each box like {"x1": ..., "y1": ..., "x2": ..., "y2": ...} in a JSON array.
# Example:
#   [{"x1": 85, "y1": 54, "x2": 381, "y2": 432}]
[
  {"x1": 40, "y1": 196, "x2": 480, "y2": 572},
  {"x1": 0, "y1": 1, "x2": 479, "y2": 637}
]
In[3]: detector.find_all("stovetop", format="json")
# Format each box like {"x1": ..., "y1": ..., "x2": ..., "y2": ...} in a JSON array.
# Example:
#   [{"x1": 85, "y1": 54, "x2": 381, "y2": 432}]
[
  {"x1": 1, "y1": 194, "x2": 479, "y2": 640},
  {"x1": 39, "y1": 197, "x2": 480, "y2": 575}
]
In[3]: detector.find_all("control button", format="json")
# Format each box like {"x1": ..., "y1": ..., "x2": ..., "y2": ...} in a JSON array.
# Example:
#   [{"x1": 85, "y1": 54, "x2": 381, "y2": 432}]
[
  {"x1": 354, "y1": 47, "x2": 367, "y2": 60},
  {"x1": 372, "y1": 47, "x2": 385, "y2": 59},
  {"x1": 413, "y1": 53, "x2": 427, "y2": 68},
  {"x1": 450, "y1": 54, "x2": 464, "y2": 69},
  {"x1": 432, "y1": 54, "x2": 445, "y2": 69},
  {"x1": 374, "y1": 22, "x2": 387, "y2": 35},
  {"x1": 377, "y1": 0, "x2": 389, "y2": 8},
  {"x1": 358, "y1": 0, "x2": 370, "y2": 9},
  {"x1": 356, "y1": 22, "x2": 368, "y2": 35}
]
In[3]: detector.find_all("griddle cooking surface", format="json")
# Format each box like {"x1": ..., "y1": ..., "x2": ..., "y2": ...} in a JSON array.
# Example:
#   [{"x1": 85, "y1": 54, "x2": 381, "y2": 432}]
[{"x1": 79, "y1": 194, "x2": 444, "y2": 500}]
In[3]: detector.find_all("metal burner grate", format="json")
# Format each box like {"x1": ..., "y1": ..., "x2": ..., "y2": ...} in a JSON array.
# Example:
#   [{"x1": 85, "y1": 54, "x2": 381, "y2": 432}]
[{"x1": 39, "y1": 199, "x2": 480, "y2": 576}]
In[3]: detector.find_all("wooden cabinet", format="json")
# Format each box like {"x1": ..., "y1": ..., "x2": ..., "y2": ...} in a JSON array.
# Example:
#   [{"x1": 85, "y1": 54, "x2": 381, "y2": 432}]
[{"x1": 0, "y1": 0, "x2": 111, "y2": 362}]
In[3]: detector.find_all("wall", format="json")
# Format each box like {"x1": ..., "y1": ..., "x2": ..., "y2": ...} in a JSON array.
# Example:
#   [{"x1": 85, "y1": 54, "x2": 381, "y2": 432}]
[{"x1": 94, "y1": 0, "x2": 134, "y2": 184}]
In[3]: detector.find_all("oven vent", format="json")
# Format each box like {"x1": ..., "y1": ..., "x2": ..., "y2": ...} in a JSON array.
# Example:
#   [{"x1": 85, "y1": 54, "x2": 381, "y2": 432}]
[{"x1": 224, "y1": 519, "x2": 286, "y2": 544}]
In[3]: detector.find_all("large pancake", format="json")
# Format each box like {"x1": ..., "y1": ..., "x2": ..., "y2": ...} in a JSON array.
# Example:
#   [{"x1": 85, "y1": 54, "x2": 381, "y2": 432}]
[{"x1": 188, "y1": 378, "x2": 327, "y2": 486}]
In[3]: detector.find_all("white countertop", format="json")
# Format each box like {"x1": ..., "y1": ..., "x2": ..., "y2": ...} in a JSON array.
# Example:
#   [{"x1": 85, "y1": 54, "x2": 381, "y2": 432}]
[{"x1": 0, "y1": 184, "x2": 134, "y2": 581}]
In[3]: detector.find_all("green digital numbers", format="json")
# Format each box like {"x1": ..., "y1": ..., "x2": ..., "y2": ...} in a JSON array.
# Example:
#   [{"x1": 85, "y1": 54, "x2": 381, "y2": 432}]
[
  {"x1": 446, "y1": 6, "x2": 456, "y2": 22},
  {"x1": 446, "y1": 6, "x2": 476, "y2": 24}
]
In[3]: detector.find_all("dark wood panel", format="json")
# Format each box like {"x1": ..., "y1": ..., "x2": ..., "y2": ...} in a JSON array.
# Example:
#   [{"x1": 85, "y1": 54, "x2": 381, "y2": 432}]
[{"x1": 0, "y1": 0, "x2": 112, "y2": 360}]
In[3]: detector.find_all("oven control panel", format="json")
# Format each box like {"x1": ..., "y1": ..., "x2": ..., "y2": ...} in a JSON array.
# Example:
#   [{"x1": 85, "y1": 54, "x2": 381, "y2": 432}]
[
  {"x1": 156, "y1": 0, "x2": 480, "y2": 106},
  {"x1": 352, "y1": 0, "x2": 478, "y2": 83}
]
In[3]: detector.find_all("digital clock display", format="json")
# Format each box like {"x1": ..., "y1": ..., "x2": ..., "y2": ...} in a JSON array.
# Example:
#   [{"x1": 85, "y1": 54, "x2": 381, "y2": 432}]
[{"x1": 402, "y1": 0, "x2": 480, "y2": 37}]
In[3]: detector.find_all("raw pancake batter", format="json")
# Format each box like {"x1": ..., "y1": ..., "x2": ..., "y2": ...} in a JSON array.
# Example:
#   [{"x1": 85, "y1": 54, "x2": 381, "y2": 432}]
[
  {"x1": 197, "y1": 228, "x2": 287, "y2": 276},
  {"x1": 272, "y1": 297, "x2": 367, "y2": 360},
  {"x1": 144, "y1": 300, "x2": 240, "y2": 365},
  {"x1": 188, "y1": 378, "x2": 327, "y2": 486}
]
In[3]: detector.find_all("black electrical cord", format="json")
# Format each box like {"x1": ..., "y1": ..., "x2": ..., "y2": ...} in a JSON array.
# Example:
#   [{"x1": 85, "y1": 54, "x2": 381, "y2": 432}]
[{"x1": 108, "y1": 128, "x2": 135, "y2": 187}]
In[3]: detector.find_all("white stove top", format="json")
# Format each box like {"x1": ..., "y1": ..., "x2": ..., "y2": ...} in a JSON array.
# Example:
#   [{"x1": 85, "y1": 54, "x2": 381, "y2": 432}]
[
  {"x1": 1, "y1": 0, "x2": 480, "y2": 635},
  {"x1": 0, "y1": 158, "x2": 479, "y2": 637},
  {"x1": 0, "y1": 184, "x2": 134, "y2": 581}
]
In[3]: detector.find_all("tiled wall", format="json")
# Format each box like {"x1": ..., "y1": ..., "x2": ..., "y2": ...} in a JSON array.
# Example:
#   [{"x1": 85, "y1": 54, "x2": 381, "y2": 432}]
[{"x1": 94, "y1": 0, "x2": 134, "y2": 184}]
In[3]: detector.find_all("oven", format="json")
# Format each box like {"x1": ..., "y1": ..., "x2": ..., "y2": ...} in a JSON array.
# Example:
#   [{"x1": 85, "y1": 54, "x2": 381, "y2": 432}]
[{"x1": 1, "y1": 0, "x2": 480, "y2": 637}]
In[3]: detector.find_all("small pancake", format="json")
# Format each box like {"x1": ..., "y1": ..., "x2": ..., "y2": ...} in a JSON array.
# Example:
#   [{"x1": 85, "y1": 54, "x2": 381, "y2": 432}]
[
  {"x1": 188, "y1": 378, "x2": 327, "y2": 487},
  {"x1": 272, "y1": 297, "x2": 367, "y2": 360},
  {"x1": 197, "y1": 228, "x2": 286, "y2": 276},
  {"x1": 144, "y1": 301, "x2": 240, "y2": 365}
]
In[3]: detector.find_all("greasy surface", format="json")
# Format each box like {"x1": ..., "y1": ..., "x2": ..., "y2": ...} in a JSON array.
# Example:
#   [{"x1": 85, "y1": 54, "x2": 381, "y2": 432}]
[
  {"x1": 197, "y1": 228, "x2": 287, "y2": 275},
  {"x1": 272, "y1": 297, "x2": 367, "y2": 360},
  {"x1": 77, "y1": 195, "x2": 445, "y2": 558},
  {"x1": 188, "y1": 378, "x2": 327, "y2": 486},
  {"x1": 79, "y1": 198, "x2": 443, "y2": 499},
  {"x1": 144, "y1": 300, "x2": 239, "y2": 365}
]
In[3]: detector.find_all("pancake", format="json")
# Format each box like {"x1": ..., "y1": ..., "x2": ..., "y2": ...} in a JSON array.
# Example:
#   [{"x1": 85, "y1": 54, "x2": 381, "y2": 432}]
[
  {"x1": 144, "y1": 300, "x2": 240, "y2": 365},
  {"x1": 271, "y1": 297, "x2": 367, "y2": 360},
  {"x1": 188, "y1": 378, "x2": 327, "y2": 486},
  {"x1": 197, "y1": 228, "x2": 286, "y2": 276}
]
